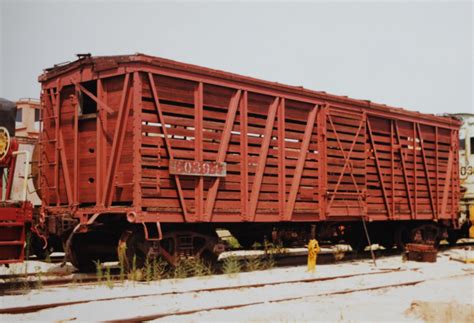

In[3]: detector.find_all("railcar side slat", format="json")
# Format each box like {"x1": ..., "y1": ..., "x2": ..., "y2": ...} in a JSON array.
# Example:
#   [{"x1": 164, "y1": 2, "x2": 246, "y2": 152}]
[{"x1": 38, "y1": 54, "x2": 460, "y2": 225}]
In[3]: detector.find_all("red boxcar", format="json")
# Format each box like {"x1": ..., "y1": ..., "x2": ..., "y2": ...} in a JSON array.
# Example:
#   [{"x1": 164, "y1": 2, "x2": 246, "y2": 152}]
[{"x1": 37, "y1": 54, "x2": 461, "y2": 270}]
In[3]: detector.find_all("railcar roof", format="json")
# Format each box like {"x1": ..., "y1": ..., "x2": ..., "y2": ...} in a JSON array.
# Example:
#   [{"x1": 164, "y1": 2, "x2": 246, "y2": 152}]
[{"x1": 39, "y1": 53, "x2": 461, "y2": 128}]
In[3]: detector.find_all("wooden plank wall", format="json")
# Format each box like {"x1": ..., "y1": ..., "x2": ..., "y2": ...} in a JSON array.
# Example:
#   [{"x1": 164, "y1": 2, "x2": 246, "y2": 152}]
[
  {"x1": 140, "y1": 74, "x2": 320, "y2": 222},
  {"x1": 40, "y1": 70, "x2": 459, "y2": 223}
]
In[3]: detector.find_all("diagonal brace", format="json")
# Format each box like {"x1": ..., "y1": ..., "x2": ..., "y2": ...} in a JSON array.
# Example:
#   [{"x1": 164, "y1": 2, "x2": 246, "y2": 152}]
[{"x1": 204, "y1": 90, "x2": 242, "y2": 221}]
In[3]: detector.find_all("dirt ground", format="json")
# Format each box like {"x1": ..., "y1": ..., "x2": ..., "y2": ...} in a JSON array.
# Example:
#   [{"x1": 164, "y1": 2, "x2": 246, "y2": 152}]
[{"x1": 0, "y1": 247, "x2": 473, "y2": 322}]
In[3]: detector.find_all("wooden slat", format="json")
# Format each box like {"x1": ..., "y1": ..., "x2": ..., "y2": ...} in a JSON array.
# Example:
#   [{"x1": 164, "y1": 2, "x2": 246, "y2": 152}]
[
  {"x1": 278, "y1": 98, "x2": 286, "y2": 220},
  {"x1": 284, "y1": 105, "x2": 318, "y2": 220},
  {"x1": 249, "y1": 98, "x2": 279, "y2": 220},
  {"x1": 103, "y1": 74, "x2": 131, "y2": 206},
  {"x1": 204, "y1": 90, "x2": 241, "y2": 220},
  {"x1": 194, "y1": 82, "x2": 204, "y2": 221},
  {"x1": 147, "y1": 72, "x2": 190, "y2": 221}
]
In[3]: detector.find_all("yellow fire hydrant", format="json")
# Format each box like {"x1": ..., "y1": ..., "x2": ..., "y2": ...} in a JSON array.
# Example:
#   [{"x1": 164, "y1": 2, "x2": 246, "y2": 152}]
[{"x1": 307, "y1": 239, "x2": 320, "y2": 272}]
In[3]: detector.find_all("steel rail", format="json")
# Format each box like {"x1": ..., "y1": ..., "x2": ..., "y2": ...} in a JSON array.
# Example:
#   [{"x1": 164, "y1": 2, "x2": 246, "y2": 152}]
[
  {"x1": 115, "y1": 277, "x2": 432, "y2": 322},
  {"x1": 0, "y1": 268, "x2": 410, "y2": 315}
]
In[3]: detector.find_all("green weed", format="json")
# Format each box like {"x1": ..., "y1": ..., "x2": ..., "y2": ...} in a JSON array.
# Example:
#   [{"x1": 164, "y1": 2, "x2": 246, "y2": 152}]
[
  {"x1": 94, "y1": 260, "x2": 103, "y2": 284},
  {"x1": 105, "y1": 266, "x2": 114, "y2": 289},
  {"x1": 222, "y1": 256, "x2": 242, "y2": 276},
  {"x1": 244, "y1": 255, "x2": 263, "y2": 272},
  {"x1": 35, "y1": 266, "x2": 43, "y2": 289},
  {"x1": 225, "y1": 236, "x2": 241, "y2": 249},
  {"x1": 152, "y1": 257, "x2": 168, "y2": 280},
  {"x1": 191, "y1": 258, "x2": 213, "y2": 277}
]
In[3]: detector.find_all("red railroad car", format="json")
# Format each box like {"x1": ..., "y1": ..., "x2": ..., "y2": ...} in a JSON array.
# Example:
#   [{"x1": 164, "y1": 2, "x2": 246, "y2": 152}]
[
  {"x1": 37, "y1": 54, "x2": 461, "y2": 270},
  {"x1": 0, "y1": 99, "x2": 33, "y2": 265}
]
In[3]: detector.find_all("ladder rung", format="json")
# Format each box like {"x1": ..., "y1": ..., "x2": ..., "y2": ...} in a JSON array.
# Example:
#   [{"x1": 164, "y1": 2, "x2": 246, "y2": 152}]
[
  {"x1": 140, "y1": 181, "x2": 159, "y2": 186},
  {"x1": 41, "y1": 115, "x2": 58, "y2": 120},
  {"x1": 0, "y1": 223, "x2": 25, "y2": 227},
  {"x1": 0, "y1": 241, "x2": 24, "y2": 246}
]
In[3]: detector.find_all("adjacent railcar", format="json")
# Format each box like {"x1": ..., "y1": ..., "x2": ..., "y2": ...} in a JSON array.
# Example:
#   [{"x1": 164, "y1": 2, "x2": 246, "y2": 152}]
[
  {"x1": 453, "y1": 113, "x2": 474, "y2": 239},
  {"x1": 0, "y1": 98, "x2": 33, "y2": 265},
  {"x1": 37, "y1": 54, "x2": 461, "y2": 270}
]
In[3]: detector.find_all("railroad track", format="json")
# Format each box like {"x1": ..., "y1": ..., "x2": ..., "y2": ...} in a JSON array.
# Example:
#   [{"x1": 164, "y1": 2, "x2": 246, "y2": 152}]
[
  {"x1": 1, "y1": 244, "x2": 472, "y2": 321},
  {"x1": 0, "y1": 267, "x2": 415, "y2": 316},
  {"x1": 2, "y1": 266, "x2": 471, "y2": 322},
  {"x1": 120, "y1": 273, "x2": 428, "y2": 322},
  {"x1": 1, "y1": 242, "x2": 471, "y2": 293},
  {"x1": 0, "y1": 247, "x2": 395, "y2": 293}
]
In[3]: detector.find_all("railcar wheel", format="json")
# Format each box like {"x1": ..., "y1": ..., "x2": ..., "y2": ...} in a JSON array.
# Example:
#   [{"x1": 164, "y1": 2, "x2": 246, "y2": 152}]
[
  {"x1": 118, "y1": 228, "x2": 222, "y2": 272},
  {"x1": 67, "y1": 234, "x2": 97, "y2": 272},
  {"x1": 29, "y1": 233, "x2": 53, "y2": 260},
  {"x1": 67, "y1": 231, "x2": 118, "y2": 272},
  {"x1": 118, "y1": 229, "x2": 151, "y2": 272}
]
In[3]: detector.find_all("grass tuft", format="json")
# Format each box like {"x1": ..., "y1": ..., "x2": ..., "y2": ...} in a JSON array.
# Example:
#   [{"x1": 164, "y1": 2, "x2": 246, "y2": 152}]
[
  {"x1": 222, "y1": 256, "x2": 242, "y2": 276},
  {"x1": 152, "y1": 257, "x2": 168, "y2": 280},
  {"x1": 35, "y1": 266, "x2": 43, "y2": 289},
  {"x1": 94, "y1": 260, "x2": 103, "y2": 285},
  {"x1": 105, "y1": 265, "x2": 114, "y2": 289},
  {"x1": 244, "y1": 255, "x2": 263, "y2": 272}
]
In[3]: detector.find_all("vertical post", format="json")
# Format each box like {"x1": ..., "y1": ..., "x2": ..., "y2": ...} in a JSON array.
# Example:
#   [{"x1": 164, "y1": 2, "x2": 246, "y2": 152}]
[
  {"x1": 5, "y1": 156, "x2": 16, "y2": 200},
  {"x1": 413, "y1": 122, "x2": 417, "y2": 219},
  {"x1": 0, "y1": 165, "x2": 3, "y2": 201},
  {"x1": 317, "y1": 105, "x2": 327, "y2": 220},
  {"x1": 132, "y1": 72, "x2": 142, "y2": 211},
  {"x1": 96, "y1": 79, "x2": 107, "y2": 207},
  {"x1": 362, "y1": 112, "x2": 368, "y2": 216},
  {"x1": 38, "y1": 91, "x2": 44, "y2": 205},
  {"x1": 194, "y1": 82, "x2": 204, "y2": 221},
  {"x1": 240, "y1": 91, "x2": 249, "y2": 221},
  {"x1": 278, "y1": 98, "x2": 286, "y2": 220},
  {"x1": 451, "y1": 130, "x2": 456, "y2": 220},
  {"x1": 73, "y1": 94, "x2": 79, "y2": 207},
  {"x1": 103, "y1": 74, "x2": 131, "y2": 207},
  {"x1": 361, "y1": 215, "x2": 377, "y2": 267},
  {"x1": 435, "y1": 126, "x2": 439, "y2": 218},
  {"x1": 52, "y1": 88, "x2": 60, "y2": 206},
  {"x1": 391, "y1": 120, "x2": 395, "y2": 219}
]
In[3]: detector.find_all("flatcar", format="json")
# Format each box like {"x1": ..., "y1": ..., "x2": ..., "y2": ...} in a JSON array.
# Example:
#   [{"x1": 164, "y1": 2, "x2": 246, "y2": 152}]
[{"x1": 35, "y1": 54, "x2": 462, "y2": 271}]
